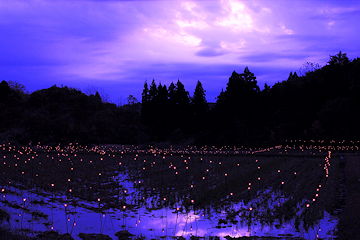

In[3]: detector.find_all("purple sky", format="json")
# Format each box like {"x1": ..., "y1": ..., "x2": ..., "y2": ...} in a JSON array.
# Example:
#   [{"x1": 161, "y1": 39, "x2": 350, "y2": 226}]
[{"x1": 1, "y1": 0, "x2": 360, "y2": 104}]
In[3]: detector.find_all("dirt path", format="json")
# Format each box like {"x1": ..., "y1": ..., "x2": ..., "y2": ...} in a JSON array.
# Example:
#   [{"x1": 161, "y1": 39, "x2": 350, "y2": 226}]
[{"x1": 336, "y1": 154, "x2": 360, "y2": 239}]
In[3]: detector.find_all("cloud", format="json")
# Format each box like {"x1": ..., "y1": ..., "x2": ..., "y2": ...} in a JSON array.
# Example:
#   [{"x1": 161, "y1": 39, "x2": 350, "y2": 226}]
[{"x1": 1, "y1": 0, "x2": 360, "y2": 104}]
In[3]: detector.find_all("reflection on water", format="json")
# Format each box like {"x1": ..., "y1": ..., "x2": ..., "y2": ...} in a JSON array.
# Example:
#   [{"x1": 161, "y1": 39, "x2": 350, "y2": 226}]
[{"x1": 0, "y1": 171, "x2": 337, "y2": 240}]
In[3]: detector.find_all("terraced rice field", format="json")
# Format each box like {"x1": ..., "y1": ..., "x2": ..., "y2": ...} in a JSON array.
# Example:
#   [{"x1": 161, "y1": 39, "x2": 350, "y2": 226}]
[{"x1": 0, "y1": 141, "x2": 357, "y2": 239}]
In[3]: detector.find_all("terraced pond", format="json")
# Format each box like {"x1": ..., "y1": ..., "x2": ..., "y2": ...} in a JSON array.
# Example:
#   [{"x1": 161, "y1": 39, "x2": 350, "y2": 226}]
[{"x1": 0, "y1": 143, "x2": 349, "y2": 239}]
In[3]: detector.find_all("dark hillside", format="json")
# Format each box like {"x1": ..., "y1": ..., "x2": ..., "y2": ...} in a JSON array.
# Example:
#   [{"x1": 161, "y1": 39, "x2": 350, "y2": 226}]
[{"x1": 0, "y1": 84, "x2": 145, "y2": 145}]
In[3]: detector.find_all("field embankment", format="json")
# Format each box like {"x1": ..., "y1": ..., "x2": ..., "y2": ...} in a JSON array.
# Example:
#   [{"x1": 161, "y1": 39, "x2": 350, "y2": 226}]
[{"x1": 336, "y1": 155, "x2": 360, "y2": 239}]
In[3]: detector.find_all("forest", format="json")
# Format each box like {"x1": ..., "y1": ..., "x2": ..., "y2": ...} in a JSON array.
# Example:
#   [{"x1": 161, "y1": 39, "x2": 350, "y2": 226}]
[{"x1": 1, "y1": 51, "x2": 360, "y2": 147}]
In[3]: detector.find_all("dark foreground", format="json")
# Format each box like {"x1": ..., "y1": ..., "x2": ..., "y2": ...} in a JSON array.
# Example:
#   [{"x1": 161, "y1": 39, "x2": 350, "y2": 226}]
[{"x1": 0, "y1": 143, "x2": 359, "y2": 239}]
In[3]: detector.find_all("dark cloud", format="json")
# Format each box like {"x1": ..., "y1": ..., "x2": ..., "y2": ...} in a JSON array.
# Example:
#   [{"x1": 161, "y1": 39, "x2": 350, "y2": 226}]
[
  {"x1": 275, "y1": 34, "x2": 335, "y2": 42},
  {"x1": 309, "y1": 8, "x2": 360, "y2": 21},
  {"x1": 195, "y1": 48, "x2": 228, "y2": 57},
  {"x1": 238, "y1": 52, "x2": 311, "y2": 63}
]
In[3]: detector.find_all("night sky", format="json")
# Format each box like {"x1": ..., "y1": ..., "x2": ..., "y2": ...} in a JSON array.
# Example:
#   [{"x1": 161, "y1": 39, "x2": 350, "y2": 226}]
[{"x1": 1, "y1": 0, "x2": 360, "y2": 104}]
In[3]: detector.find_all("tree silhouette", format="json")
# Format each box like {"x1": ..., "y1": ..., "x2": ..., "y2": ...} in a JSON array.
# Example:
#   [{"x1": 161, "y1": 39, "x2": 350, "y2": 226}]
[
  {"x1": 141, "y1": 80, "x2": 149, "y2": 103},
  {"x1": 141, "y1": 80, "x2": 150, "y2": 126},
  {"x1": 0, "y1": 80, "x2": 11, "y2": 102},
  {"x1": 191, "y1": 80, "x2": 208, "y2": 133},
  {"x1": 154, "y1": 82, "x2": 170, "y2": 140},
  {"x1": 126, "y1": 95, "x2": 139, "y2": 105},
  {"x1": 149, "y1": 79, "x2": 158, "y2": 101},
  {"x1": 328, "y1": 51, "x2": 350, "y2": 66},
  {"x1": 173, "y1": 80, "x2": 191, "y2": 134},
  {"x1": 214, "y1": 67, "x2": 260, "y2": 145},
  {"x1": 299, "y1": 61, "x2": 321, "y2": 76}
]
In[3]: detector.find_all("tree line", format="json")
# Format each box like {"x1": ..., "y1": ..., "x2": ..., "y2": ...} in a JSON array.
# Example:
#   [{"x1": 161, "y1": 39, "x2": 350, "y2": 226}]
[{"x1": 1, "y1": 51, "x2": 360, "y2": 147}]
